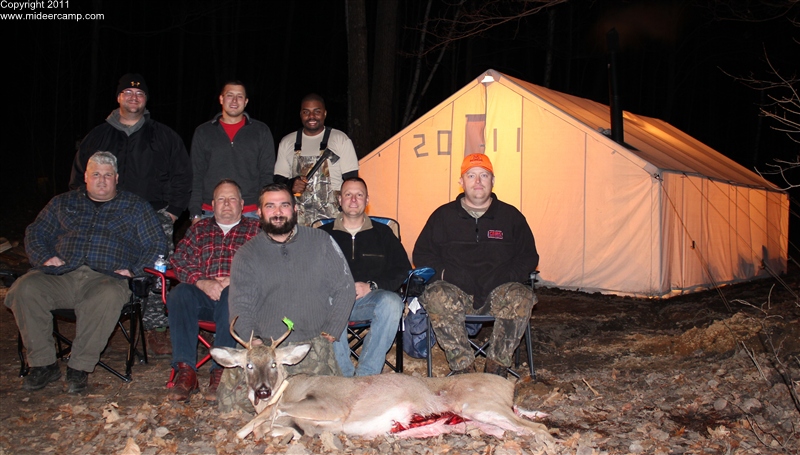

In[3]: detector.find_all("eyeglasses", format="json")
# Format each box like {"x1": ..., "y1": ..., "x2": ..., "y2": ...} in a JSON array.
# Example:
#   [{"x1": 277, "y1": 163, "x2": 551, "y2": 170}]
[{"x1": 121, "y1": 90, "x2": 146, "y2": 99}]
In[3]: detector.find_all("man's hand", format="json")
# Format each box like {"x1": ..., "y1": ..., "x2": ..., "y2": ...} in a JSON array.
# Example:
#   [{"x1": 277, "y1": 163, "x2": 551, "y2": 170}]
[
  {"x1": 191, "y1": 216, "x2": 201, "y2": 225},
  {"x1": 292, "y1": 176, "x2": 308, "y2": 194},
  {"x1": 321, "y1": 332, "x2": 336, "y2": 343},
  {"x1": 354, "y1": 281, "x2": 372, "y2": 300},
  {"x1": 115, "y1": 269, "x2": 133, "y2": 277},
  {"x1": 215, "y1": 276, "x2": 231, "y2": 288},
  {"x1": 196, "y1": 279, "x2": 225, "y2": 301},
  {"x1": 43, "y1": 257, "x2": 65, "y2": 267},
  {"x1": 167, "y1": 212, "x2": 178, "y2": 223}
]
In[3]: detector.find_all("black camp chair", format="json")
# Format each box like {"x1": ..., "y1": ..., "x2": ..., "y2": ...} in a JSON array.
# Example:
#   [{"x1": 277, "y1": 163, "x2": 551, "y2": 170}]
[
  {"x1": 17, "y1": 275, "x2": 151, "y2": 382},
  {"x1": 424, "y1": 271, "x2": 539, "y2": 379}
]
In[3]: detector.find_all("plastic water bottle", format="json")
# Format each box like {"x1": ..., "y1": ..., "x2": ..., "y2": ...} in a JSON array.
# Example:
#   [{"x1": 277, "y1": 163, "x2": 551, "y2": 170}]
[
  {"x1": 153, "y1": 255, "x2": 167, "y2": 290},
  {"x1": 154, "y1": 254, "x2": 168, "y2": 273}
]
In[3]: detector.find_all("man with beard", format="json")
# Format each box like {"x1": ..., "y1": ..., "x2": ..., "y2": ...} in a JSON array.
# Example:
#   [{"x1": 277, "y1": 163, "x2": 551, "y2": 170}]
[
  {"x1": 228, "y1": 183, "x2": 355, "y2": 377},
  {"x1": 274, "y1": 93, "x2": 359, "y2": 225}
]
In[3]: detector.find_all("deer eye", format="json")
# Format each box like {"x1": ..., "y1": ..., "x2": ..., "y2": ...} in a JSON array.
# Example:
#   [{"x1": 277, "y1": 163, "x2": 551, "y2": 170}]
[
  {"x1": 246, "y1": 363, "x2": 253, "y2": 370},
  {"x1": 271, "y1": 362, "x2": 277, "y2": 369}
]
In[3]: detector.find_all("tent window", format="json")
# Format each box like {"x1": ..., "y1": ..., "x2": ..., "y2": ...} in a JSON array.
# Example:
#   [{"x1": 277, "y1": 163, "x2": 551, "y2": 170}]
[{"x1": 465, "y1": 114, "x2": 486, "y2": 157}]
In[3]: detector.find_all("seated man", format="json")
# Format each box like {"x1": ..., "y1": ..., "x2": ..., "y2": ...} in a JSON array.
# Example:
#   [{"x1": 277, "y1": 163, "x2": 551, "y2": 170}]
[
  {"x1": 5, "y1": 151, "x2": 167, "y2": 393},
  {"x1": 413, "y1": 153, "x2": 539, "y2": 377},
  {"x1": 166, "y1": 179, "x2": 260, "y2": 402},
  {"x1": 319, "y1": 177, "x2": 411, "y2": 376},
  {"x1": 228, "y1": 183, "x2": 355, "y2": 375}
]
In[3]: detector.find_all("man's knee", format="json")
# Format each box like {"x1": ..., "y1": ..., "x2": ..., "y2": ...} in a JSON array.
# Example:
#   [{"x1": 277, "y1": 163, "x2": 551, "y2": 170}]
[
  {"x1": 490, "y1": 282, "x2": 535, "y2": 320},
  {"x1": 4, "y1": 271, "x2": 48, "y2": 311},
  {"x1": 166, "y1": 283, "x2": 196, "y2": 311},
  {"x1": 420, "y1": 280, "x2": 465, "y2": 314},
  {"x1": 374, "y1": 291, "x2": 403, "y2": 319}
]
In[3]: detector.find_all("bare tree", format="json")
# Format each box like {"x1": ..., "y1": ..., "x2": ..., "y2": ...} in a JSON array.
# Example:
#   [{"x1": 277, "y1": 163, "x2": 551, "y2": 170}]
[
  {"x1": 400, "y1": 0, "x2": 565, "y2": 127},
  {"x1": 345, "y1": 0, "x2": 370, "y2": 157}
]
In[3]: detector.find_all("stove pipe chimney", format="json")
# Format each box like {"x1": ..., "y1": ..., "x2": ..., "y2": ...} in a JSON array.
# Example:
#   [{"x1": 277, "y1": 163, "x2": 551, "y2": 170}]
[{"x1": 607, "y1": 28, "x2": 624, "y2": 145}]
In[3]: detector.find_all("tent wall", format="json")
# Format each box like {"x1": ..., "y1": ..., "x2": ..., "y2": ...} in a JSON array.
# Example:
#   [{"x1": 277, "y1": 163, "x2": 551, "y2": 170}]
[
  {"x1": 360, "y1": 69, "x2": 789, "y2": 298},
  {"x1": 660, "y1": 172, "x2": 790, "y2": 296}
]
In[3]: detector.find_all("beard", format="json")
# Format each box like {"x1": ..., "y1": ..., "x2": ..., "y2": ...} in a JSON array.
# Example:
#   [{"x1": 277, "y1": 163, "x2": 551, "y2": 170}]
[{"x1": 260, "y1": 211, "x2": 298, "y2": 236}]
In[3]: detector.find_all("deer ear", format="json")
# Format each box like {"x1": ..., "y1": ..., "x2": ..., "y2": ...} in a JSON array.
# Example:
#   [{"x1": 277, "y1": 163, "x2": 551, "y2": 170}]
[
  {"x1": 210, "y1": 346, "x2": 247, "y2": 368},
  {"x1": 276, "y1": 344, "x2": 312, "y2": 366}
]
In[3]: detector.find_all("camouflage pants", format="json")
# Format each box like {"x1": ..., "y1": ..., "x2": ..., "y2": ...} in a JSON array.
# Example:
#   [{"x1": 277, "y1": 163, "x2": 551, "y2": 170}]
[
  {"x1": 216, "y1": 335, "x2": 342, "y2": 413},
  {"x1": 296, "y1": 190, "x2": 340, "y2": 227},
  {"x1": 155, "y1": 208, "x2": 175, "y2": 255},
  {"x1": 420, "y1": 281, "x2": 537, "y2": 371},
  {"x1": 141, "y1": 208, "x2": 175, "y2": 331}
]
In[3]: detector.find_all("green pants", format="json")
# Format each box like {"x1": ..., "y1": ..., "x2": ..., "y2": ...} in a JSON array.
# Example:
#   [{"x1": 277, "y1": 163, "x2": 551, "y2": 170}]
[{"x1": 6, "y1": 266, "x2": 131, "y2": 373}]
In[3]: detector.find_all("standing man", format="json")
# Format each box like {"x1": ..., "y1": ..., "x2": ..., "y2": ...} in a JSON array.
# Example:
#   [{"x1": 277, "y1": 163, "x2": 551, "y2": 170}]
[
  {"x1": 68, "y1": 73, "x2": 191, "y2": 354},
  {"x1": 274, "y1": 93, "x2": 359, "y2": 226},
  {"x1": 69, "y1": 73, "x2": 191, "y2": 248},
  {"x1": 188, "y1": 81, "x2": 275, "y2": 224},
  {"x1": 319, "y1": 178, "x2": 410, "y2": 376},
  {"x1": 6, "y1": 152, "x2": 167, "y2": 393},
  {"x1": 166, "y1": 179, "x2": 260, "y2": 402},
  {"x1": 413, "y1": 153, "x2": 539, "y2": 378},
  {"x1": 229, "y1": 183, "x2": 355, "y2": 375}
]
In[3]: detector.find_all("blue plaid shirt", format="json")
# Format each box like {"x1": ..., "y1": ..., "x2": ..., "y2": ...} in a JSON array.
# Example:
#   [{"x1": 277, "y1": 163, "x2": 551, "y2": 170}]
[{"x1": 25, "y1": 189, "x2": 168, "y2": 277}]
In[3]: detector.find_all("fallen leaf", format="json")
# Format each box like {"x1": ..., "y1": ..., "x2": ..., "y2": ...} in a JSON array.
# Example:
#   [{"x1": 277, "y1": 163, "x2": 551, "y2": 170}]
[{"x1": 119, "y1": 437, "x2": 141, "y2": 455}]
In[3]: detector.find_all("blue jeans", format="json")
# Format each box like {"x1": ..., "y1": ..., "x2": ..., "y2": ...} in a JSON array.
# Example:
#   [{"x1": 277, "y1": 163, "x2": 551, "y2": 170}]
[
  {"x1": 167, "y1": 283, "x2": 236, "y2": 371},
  {"x1": 333, "y1": 289, "x2": 403, "y2": 376}
]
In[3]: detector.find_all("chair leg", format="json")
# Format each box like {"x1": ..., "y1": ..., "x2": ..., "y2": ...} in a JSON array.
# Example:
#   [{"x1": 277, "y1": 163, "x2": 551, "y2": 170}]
[
  {"x1": 18, "y1": 332, "x2": 28, "y2": 377},
  {"x1": 525, "y1": 320, "x2": 535, "y2": 379},
  {"x1": 426, "y1": 317, "x2": 433, "y2": 377},
  {"x1": 395, "y1": 324, "x2": 403, "y2": 373},
  {"x1": 137, "y1": 300, "x2": 149, "y2": 365}
]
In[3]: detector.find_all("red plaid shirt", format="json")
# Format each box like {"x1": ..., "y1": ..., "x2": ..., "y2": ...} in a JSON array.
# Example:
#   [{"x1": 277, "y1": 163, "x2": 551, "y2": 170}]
[{"x1": 170, "y1": 217, "x2": 261, "y2": 285}]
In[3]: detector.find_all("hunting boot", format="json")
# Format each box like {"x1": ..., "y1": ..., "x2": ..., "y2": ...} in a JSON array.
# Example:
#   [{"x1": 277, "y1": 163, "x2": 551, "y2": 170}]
[
  {"x1": 204, "y1": 368, "x2": 223, "y2": 402},
  {"x1": 450, "y1": 362, "x2": 477, "y2": 375},
  {"x1": 66, "y1": 367, "x2": 89, "y2": 394},
  {"x1": 168, "y1": 363, "x2": 199, "y2": 401},
  {"x1": 483, "y1": 358, "x2": 509, "y2": 379},
  {"x1": 22, "y1": 362, "x2": 61, "y2": 391}
]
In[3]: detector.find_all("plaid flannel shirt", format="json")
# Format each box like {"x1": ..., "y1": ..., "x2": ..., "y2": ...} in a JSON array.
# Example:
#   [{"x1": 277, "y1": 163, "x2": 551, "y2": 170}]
[
  {"x1": 25, "y1": 189, "x2": 168, "y2": 276},
  {"x1": 170, "y1": 217, "x2": 261, "y2": 285}
]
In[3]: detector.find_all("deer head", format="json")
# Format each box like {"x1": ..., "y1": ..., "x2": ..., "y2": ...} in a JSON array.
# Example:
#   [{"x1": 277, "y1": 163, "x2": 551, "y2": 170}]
[{"x1": 210, "y1": 318, "x2": 311, "y2": 408}]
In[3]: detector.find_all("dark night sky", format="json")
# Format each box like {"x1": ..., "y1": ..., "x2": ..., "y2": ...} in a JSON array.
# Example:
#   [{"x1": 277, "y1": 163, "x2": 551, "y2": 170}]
[{"x1": 2, "y1": 0, "x2": 798, "y2": 241}]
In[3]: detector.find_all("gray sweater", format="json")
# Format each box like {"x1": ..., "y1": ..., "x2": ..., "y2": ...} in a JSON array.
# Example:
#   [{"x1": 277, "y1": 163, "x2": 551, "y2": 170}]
[{"x1": 229, "y1": 226, "x2": 355, "y2": 344}]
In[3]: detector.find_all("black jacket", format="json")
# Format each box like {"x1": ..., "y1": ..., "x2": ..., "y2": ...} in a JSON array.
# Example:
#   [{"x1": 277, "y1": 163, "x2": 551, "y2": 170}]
[
  {"x1": 69, "y1": 113, "x2": 191, "y2": 218},
  {"x1": 413, "y1": 193, "x2": 538, "y2": 307},
  {"x1": 320, "y1": 216, "x2": 411, "y2": 292}
]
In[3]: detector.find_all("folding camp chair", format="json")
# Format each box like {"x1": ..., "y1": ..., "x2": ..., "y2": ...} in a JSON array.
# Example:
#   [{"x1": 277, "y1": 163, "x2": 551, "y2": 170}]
[
  {"x1": 312, "y1": 216, "x2": 409, "y2": 372},
  {"x1": 425, "y1": 271, "x2": 539, "y2": 379},
  {"x1": 144, "y1": 267, "x2": 218, "y2": 387},
  {"x1": 17, "y1": 275, "x2": 151, "y2": 382}
]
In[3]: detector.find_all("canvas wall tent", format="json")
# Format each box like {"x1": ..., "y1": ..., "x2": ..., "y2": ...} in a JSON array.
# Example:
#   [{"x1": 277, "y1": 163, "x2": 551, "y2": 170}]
[{"x1": 359, "y1": 69, "x2": 789, "y2": 298}]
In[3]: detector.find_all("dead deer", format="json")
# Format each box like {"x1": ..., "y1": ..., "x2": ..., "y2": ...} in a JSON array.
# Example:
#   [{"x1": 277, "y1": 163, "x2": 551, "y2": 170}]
[{"x1": 211, "y1": 319, "x2": 553, "y2": 444}]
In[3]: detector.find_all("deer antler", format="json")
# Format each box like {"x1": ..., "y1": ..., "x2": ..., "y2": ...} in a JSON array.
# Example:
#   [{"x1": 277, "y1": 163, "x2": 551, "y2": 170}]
[
  {"x1": 229, "y1": 316, "x2": 251, "y2": 349},
  {"x1": 271, "y1": 327, "x2": 292, "y2": 347}
]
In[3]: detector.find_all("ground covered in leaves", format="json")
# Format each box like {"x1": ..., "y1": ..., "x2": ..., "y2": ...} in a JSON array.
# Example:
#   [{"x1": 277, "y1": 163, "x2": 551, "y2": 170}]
[{"x1": 0, "y1": 242, "x2": 798, "y2": 454}]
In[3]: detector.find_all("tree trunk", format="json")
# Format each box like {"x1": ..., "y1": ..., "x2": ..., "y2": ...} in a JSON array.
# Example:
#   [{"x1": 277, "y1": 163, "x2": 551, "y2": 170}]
[
  {"x1": 346, "y1": 0, "x2": 370, "y2": 157},
  {"x1": 369, "y1": 0, "x2": 398, "y2": 151}
]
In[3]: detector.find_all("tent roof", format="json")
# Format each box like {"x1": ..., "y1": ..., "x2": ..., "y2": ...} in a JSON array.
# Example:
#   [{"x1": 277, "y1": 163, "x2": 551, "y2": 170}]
[{"x1": 500, "y1": 72, "x2": 778, "y2": 190}]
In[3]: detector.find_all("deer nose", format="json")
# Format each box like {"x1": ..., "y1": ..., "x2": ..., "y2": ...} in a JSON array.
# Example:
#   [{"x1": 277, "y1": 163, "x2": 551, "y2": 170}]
[{"x1": 256, "y1": 386, "x2": 272, "y2": 400}]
